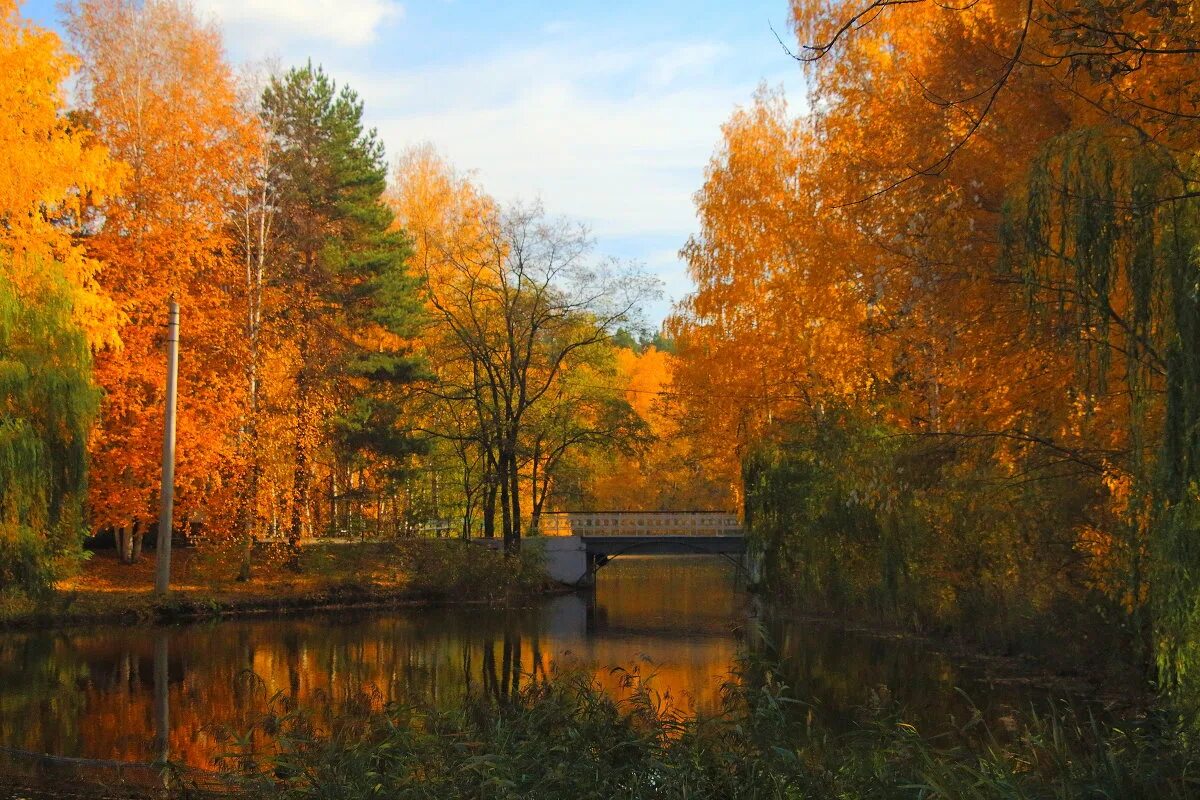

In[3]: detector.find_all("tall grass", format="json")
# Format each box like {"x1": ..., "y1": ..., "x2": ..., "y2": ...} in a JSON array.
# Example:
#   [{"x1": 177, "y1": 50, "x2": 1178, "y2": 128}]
[{"x1": 219, "y1": 659, "x2": 1200, "y2": 800}]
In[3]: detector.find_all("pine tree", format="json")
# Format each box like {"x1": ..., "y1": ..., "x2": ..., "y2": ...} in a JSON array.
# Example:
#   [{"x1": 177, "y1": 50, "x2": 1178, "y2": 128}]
[{"x1": 262, "y1": 63, "x2": 425, "y2": 547}]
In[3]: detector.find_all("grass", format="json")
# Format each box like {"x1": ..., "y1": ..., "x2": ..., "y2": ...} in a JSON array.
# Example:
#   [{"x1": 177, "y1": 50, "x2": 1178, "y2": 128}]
[
  {"x1": 0, "y1": 539, "x2": 554, "y2": 628},
  {"x1": 216, "y1": 662, "x2": 1200, "y2": 800}
]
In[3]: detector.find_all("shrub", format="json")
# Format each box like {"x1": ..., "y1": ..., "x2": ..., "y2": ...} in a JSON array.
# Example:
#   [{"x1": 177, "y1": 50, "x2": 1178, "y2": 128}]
[
  {"x1": 0, "y1": 525, "x2": 59, "y2": 598},
  {"x1": 398, "y1": 539, "x2": 549, "y2": 601}
]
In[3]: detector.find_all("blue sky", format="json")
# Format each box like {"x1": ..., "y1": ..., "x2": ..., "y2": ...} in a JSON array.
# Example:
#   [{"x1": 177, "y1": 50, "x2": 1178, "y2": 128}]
[{"x1": 25, "y1": 0, "x2": 803, "y2": 325}]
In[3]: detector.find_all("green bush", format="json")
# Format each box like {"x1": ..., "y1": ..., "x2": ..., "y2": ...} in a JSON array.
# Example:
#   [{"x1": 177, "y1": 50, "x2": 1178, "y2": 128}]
[
  {"x1": 743, "y1": 410, "x2": 1125, "y2": 670},
  {"x1": 399, "y1": 539, "x2": 549, "y2": 601},
  {"x1": 0, "y1": 525, "x2": 59, "y2": 598}
]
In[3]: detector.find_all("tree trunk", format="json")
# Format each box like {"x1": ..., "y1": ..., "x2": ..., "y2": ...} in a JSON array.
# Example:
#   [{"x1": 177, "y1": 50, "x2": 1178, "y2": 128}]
[
  {"x1": 329, "y1": 471, "x2": 337, "y2": 537},
  {"x1": 506, "y1": 447, "x2": 522, "y2": 553},
  {"x1": 116, "y1": 524, "x2": 131, "y2": 564},
  {"x1": 483, "y1": 481, "x2": 497, "y2": 539},
  {"x1": 289, "y1": 367, "x2": 312, "y2": 565},
  {"x1": 237, "y1": 438, "x2": 260, "y2": 581},
  {"x1": 529, "y1": 508, "x2": 541, "y2": 537},
  {"x1": 290, "y1": 440, "x2": 307, "y2": 549},
  {"x1": 529, "y1": 444, "x2": 540, "y2": 536},
  {"x1": 461, "y1": 486, "x2": 474, "y2": 540},
  {"x1": 430, "y1": 471, "x2": 440, "y2": 523},
  {"x1": 498, "y1": 447, "x2": 513, "y2": 550},
  {"x1": 131, "y1": 520, "x2": 144, "y2": 562}
]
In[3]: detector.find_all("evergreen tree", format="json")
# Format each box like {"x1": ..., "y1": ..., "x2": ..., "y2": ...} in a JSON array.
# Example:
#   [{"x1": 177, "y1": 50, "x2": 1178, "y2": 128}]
[{"x1": 263, "y1": 63, "x2": 425, "y2": 545}]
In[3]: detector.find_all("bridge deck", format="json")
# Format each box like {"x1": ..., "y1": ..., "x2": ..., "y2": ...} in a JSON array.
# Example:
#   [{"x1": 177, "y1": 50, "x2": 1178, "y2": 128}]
[{"x1": 540, "y1": 511, "x2": 741, "y2": 536}]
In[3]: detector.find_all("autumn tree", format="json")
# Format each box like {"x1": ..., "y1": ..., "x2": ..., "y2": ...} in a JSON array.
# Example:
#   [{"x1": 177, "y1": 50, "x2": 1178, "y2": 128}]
[
  {"x1": 390, "y1": 150, "x2": 656, "y2": 549},
  {"x1": 0, "y1": 271, "x2": 98, "y2": 594},
  {"x1": 522, "y1": 346, "x2": 648, "y2": 533},
  {"x1": 669, "y1": 0, "x2": 1200, "y2": 676},
  {"x1": 388, "y1": 146, "x2": 499, "y2": 538},
  {"x1": 783, "y1": 0, "x2": 1200, "y2": 703},
  {"x1": 0, "y1": 0, "x2": 119, "y2": 591},
  {"x1": 578, "y1": 344, "x2": 732, "y2": 512},
  {"x1": 422, "y1": 203, "x2": 654, "y2": 551},
  {"x1": 0, "y1": 0, "x2": 121, "y2": 343},
  {"x1": 224, "y1": 63, "x2": 276, "y2": 577},
  {"x1": 66, "y1": 0, "x2": 255, "y2": 563}
]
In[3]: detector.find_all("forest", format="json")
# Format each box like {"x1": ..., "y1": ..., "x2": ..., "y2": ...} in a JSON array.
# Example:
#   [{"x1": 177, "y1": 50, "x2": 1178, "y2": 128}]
[
  {"x1": 0, "y1": 0, "x2": 733, "y2": 600},
  {"x1": 6, "y1": 0, "x2": 1200, "y2": 794}
]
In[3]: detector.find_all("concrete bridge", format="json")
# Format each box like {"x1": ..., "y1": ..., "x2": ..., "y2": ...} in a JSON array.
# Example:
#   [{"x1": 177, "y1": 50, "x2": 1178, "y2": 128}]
[
  {"x1": 510, "y1": 511, "x2": 749, "y2": 586},
  {"x1": 537, "y1": 510, "x2": 742, "y2": 537}
]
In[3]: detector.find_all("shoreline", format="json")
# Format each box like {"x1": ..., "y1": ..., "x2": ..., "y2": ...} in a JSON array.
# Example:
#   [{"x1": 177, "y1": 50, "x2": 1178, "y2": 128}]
[
  {"x1": 0, "y1": 542, "x2": 571, "y2": 632},
  {"x1": 0, "y1": 582, "x2": 577, "y2": 632}
]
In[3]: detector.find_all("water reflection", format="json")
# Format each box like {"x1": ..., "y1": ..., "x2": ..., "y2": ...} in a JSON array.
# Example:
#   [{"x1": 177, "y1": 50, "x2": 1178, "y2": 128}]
[{"x1": 0, "y1": 556, "x2": 1042, "y2": 773}]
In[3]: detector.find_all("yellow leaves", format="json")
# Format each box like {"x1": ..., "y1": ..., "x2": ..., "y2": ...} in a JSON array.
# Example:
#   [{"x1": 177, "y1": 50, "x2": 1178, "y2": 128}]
[
  {"x1": 1076, "y1": 522, "x2": 1148, "y2": 613},
  {"x1": 389, "y1": 144, "x2": 498, "y2": 299},
  {"x1": 580, "y1": 345, "x2": 735, "y2": 513},
  {"x1": 669, "y1": 0, "x2": 1189, "y2": 588},
  {"x1": 616, "y1": 346, "x2": 670, "y2": 422},
  {"x1": 670, "y1": 86, "x2": 881, "y2": 481},
  {"x1": 0, "y1": 0, "x2": 123, "y2": 346},
  {"x1": 1104, "y1": 467, "x2": 1135, "y2": 519}
]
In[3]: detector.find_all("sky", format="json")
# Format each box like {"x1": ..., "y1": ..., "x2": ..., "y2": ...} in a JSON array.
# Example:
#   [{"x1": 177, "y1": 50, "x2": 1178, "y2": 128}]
[{"x1": 25, "y1": 0, "x2": 803, "y2": 326}]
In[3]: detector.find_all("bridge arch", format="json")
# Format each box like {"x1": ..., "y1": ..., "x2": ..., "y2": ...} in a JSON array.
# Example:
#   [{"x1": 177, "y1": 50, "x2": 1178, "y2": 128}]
[{"x1": 587, "y1": 538, "x2": 749, "y2": 579}]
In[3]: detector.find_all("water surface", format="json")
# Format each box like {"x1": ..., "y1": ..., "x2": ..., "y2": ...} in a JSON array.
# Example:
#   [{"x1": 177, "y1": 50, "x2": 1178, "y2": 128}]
[{"x1": 0, "y1": 555, "x2": 1046, "y2": 772}]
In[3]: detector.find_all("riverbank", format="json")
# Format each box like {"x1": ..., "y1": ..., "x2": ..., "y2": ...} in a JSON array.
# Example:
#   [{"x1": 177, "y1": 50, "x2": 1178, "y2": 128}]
[{"x1": 0, "y1": 540, "x2": 558, "y2": 630}]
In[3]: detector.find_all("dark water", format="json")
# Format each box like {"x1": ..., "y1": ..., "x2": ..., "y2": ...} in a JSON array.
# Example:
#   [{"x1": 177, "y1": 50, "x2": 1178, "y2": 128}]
[{"x1": 0, "y1": 556, "x2": 1049, "y2": 773}]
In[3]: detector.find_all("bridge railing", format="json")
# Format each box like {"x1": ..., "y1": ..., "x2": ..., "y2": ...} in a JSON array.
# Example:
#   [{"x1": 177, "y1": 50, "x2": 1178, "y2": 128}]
[{"x1": 537, "y1": 511, "x2": 742, "y2": 536}]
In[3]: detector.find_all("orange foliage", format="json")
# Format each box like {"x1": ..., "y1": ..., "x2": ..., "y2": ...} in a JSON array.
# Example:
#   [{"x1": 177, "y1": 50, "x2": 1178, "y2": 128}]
[
  {"x1": 584, "y1": 345, "x2": 735, "y2": 512},
  {"x1": 667, "y1": 0, "x2": 1200, "y2": 609},
  {"x1": 66, "y1": 0, "x2": 254, "y2": 537}
]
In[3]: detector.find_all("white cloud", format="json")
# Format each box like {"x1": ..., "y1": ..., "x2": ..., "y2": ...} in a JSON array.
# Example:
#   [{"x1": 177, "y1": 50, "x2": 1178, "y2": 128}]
[
  {"x1": 339, "y1": 39, "x2": 801, "y2": 325},
  {"x1": 211, "y1": 21, "x2": 798, "y2": 323},
  {"x1": 196, "y1": 0, "x2": 402, "y2": 48},
  {"x1": 648, "y1": 42, "x2": 728, "y2": 87},
  {"x1": 374, "y1": 86, "x2": 721, "y2": 237},
  {"x1": 347, "y1": 41, "x2": 794, "y2": 242}
]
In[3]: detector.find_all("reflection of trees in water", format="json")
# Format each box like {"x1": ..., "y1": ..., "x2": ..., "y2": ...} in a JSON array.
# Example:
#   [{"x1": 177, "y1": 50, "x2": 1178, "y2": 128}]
[
  {"x1": 0, "y1": 634, "x2": 90, "y2": 763},
  {"x1": 765, "y1": 618, "x2": 1034, "y2": 732},
  {"x1": 481, "y1": 635, "x2": 520, "y2": 703},
  {"x1": 592, "y1": 557, "x2": 741, "y2": 636},
  {"x1": 0, "y1": 560, "x2": 755, "y2": 769},
  {"x1": 0, "y1": 608, "x2": 563, "y2": 768},
  {"x1": 480, "y1": 612, "x2": 553, "y2": 705}
]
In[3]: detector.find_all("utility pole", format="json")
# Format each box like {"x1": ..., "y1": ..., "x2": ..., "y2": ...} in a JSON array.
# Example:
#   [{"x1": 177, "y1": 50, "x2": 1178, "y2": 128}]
[{"x1": 155, "y1": 301, "x2": 180, "y2": 595}]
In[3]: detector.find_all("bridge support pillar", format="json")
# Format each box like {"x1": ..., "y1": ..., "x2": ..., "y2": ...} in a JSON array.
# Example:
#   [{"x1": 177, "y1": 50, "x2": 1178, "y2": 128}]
[{"x1": 539, "y1": 535, "x2": 590, "y2": 586}]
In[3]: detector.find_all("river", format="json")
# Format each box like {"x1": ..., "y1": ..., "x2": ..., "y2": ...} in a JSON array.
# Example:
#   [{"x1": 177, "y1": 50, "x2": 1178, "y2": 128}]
[{"x1": 0, "y1": 555, "x2": 1050, "y2": 776}]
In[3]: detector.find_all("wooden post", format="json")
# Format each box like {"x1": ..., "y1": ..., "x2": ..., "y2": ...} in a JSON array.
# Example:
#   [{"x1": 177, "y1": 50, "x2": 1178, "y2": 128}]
[{"x1": 155, "y1": 301, "x2": 180, "y2": 595}]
